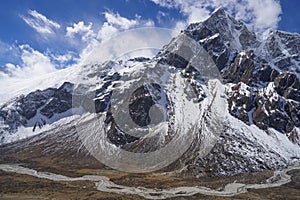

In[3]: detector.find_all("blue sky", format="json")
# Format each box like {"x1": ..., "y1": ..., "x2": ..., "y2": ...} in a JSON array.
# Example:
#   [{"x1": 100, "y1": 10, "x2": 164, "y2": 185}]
[
  {"x1": 0, "y1": 0, "x2": 299, "y2": 79},
  {"x1": 279, "y1": 0, "x2": 300, "y2": 33}
]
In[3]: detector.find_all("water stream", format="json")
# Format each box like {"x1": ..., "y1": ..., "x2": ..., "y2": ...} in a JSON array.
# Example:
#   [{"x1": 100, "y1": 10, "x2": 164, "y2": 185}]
[{"x1": 0, "y1": 162, "x2": 299, "y2": 199}]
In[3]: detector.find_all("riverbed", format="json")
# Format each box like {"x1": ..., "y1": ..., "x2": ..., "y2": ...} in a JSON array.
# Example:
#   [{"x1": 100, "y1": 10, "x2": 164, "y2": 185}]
[{"x1": 0, "y1": 161, "x2": 299, "y2": 199}]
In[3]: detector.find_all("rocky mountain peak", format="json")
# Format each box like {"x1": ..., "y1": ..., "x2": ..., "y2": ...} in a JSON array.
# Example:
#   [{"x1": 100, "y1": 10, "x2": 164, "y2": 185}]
[
  {"x1": 185, "y1": 8, "x2": 228, "y2": 32},
  {"x1": 157, "y1": 8, "x2": 300, "y2": 146},
  {"x1": 264, "y1": 30, "x2": 300, "y2": 75},
  {"x1": 185, "y1": 8, "x2": 257, "y2": 53}
]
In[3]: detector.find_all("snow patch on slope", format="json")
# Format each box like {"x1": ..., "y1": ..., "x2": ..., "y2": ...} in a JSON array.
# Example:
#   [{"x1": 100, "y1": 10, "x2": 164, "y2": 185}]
[{"x1": 2, "y1": 108, "x2": 82, "y2": 144}]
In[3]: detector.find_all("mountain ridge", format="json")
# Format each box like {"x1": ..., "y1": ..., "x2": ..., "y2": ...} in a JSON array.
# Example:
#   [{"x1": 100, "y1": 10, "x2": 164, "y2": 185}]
[{"x1": 0, "y1": 8, "x2": 299, "y2": 177}]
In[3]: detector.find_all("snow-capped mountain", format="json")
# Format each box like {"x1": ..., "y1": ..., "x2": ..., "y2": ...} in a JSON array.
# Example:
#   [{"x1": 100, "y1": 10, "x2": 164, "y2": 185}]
[{"x1": 0, "y1": 8, "x2": 300, "y2": 176}]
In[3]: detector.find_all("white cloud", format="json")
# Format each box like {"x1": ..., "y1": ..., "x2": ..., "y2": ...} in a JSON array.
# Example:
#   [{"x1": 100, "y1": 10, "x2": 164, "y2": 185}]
[
  {"x1": 151, "y1": 0, "x2": 282, "y2": 32},
  {"x1": 21, "y1": 10, "x2": 61, "y2": 34},
  {"x1": 66, "y1": 21, "x2": 96, "y2": 42},
  {"x1": 97, "y1": 12, "x2": 155, "y2": 42},
  {"x1": 66, "y1": 12, "x2": 145, "y2": 63},
  {"x1": 51, "y1": 51, "x2": 75, "y2": 64},
  {"x1": 78, "y1": 12, "x2": 158, "y2": 64},
  {"x1": 104, "y1": 12, "x2": 139, "y2": 29},
  {"x1": 144, "y1": 19, "x2": 155, "y2": 27},
  {"x1": 65, "y1": 21, "x2": 100, "y2": 64},
  {"x1": 151, "y1": 0, "x2": 175, "y2": 8},
  {"x1": 96, "y1": 12, "x2": 139, "y2": 42},
  {"x1": 86, "y1": 27, "x2": 173, "y2": 64},
  {"x1": 187, "y1": 6, "x2": 210, "y2": 24},
  {"x1": 156, "y1": 11, "x2": 167, "y2": 24},
  {"x1": 172, "y1": 20, "x2": 186, "y2": 36},
  {"x1": 97, "y1": 22, "x2": 119, "y2": 42},
  {"x1": 247, "y1": 0, "x2": 282, "y2": 31},
  {"x1": 76, "y1": 37, "x2": 100, "y2": 65},
  {"x1": 0, "y1": 44, "x2": 56, "y2": 79}
]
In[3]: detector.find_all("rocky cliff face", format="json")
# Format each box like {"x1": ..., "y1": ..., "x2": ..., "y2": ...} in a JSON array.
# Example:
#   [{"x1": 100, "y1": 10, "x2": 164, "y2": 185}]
[
  {"x1": 170, "y1": 8, "x2": 300, "y2": 141},
  {"x1": 0, "y1": 8, "x2": 299, "y2": 176},
  {"x1": 0, "y1": 82, "x2": 74, "y2": 143}
]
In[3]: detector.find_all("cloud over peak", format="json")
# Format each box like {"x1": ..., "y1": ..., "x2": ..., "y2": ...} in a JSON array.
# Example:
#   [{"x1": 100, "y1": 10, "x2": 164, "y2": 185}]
[
  {"x1": 151, "y1": 0, "x2": 282, "y2": 32},
  {"x1": 97, "y1": 11, "x2": 155, "y2": 42}
]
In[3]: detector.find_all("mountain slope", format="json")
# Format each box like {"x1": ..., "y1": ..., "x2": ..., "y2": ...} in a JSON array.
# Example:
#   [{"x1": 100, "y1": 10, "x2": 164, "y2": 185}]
[{"x1": 0, "y1": 8, "x2": 300, "y2": 177}]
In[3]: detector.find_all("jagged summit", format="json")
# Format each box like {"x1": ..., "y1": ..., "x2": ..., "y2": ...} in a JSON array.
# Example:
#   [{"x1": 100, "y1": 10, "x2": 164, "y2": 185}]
[
  {"x1": 182, "y1": 8, "x2": 258, "y2": 72},
  {"x1": 263, "y1": 30, "x2": 300, "y2": 76},
  {"x1": 211, "y1": 7, "x2": 227, "y2": 16},
  {"x1": 186, "y1": 7, "x2": 228, "y2": 28},
  {"x1": 272, "y1": 29, "x2": 300, "y2": 37}
]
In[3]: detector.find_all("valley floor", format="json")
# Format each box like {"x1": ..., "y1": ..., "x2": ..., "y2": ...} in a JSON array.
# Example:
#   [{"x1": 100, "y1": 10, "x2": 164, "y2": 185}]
[
  {"x1": 1, "y1": 126, "x2": 299, "y2": 199},
  {"x1": 0, "y1": 162, "x2": 299, "y2": 200}
]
